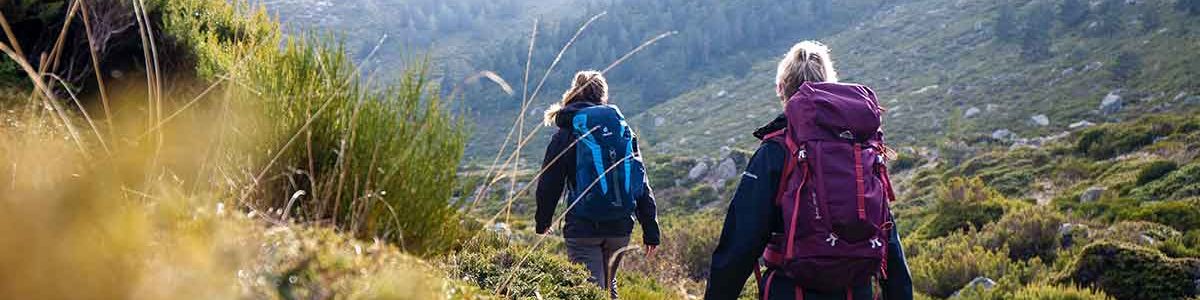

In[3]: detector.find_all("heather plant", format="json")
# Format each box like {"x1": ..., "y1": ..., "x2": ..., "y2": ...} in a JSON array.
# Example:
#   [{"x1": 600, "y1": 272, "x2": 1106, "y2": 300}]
[
  {"x1": 919, "y1": 177, "x2": 1010, "y2": 238},
  {"x1": 981, "y1": 207, "x2": 1067, "y2": 262}
]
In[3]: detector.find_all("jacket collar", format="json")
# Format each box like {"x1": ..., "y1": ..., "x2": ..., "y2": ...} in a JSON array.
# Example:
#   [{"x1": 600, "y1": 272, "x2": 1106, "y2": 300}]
[{"x1": 753, "y1": 114, "x2": 787, "y2": 140}]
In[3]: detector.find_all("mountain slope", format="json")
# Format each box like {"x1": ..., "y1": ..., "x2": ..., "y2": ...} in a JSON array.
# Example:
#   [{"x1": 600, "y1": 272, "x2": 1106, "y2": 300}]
[{"x1": 638, "y1": 0, "x2": 1200, "y2": 155}]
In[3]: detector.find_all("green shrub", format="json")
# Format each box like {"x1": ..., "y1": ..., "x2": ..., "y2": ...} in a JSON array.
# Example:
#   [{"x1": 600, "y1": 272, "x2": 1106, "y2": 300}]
[
  {"x1": 890, "y1": 152, "x2": 926, "y2": 172},
  {"x1": 646, "y1": 156, "x2": 699, "y2": 187},
  {"x1": 1093, "y1": 221, "x2": 1181, "y2": 247},
  {"x1": 1075, "y1": 117, "x2": 1182, "y2": 160},
  {"x1": 908, "y1": 232, "x2": 1020, "y2": 298},
  {"x1": 616, "y1": 272, "x2": 680, "y2": 300},
  {"x1": 920, "y1": 177, "x2": 1008, "y2": 238},
  {"x1": 158, "y1": 0, "x2": 467, "y2": 255},
  {"x1": 981, "y1": 207, "x2": 1066, "y2": 262},
  {"x1": 1132, "y1": 163, "x2": 1200, "y2": 201},
  {"x1": 1136, "y1": 160, "x2": 1179, "y2": 185},
  {"x1": 626, "y1": 213, "x2": 723, "y2": 281},
  {"x1": 681, "y1": 185, "x2": 721, "y2": 211},
  {"x1": 1159, "y1": 230, "x2": 1200, "y2": 259},
  {"x1": 1053, "y1": 157, "x2": 1098, "y2": 184},
  {"x1": 1066, "y1": 242, "x2": 1198, "y2": 300},
  {"x1": 446, "y1": 237, "x2": 607, "y2": 300},
  {"x1": 1118, "y1": 199, "x2": 1200, "y2": 231},
  {"x1": 0, "y1": 59, "x2": 24, "y2": 88},
  {"x1": 988, "y1": 170, "x2": 1035, "y2": 197},
  {"x1": 1011, "y1": 283, "x2": 1114, "y2": 300}
]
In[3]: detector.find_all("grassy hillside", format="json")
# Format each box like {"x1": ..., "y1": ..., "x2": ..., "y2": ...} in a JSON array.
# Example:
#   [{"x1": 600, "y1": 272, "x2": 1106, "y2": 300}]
[
  {"x1": 257, "y1": 0, "x2": 578, "y2": 82},
  {"x1": 639, "y1": 0, "x2": 1200, "y2": 155}
]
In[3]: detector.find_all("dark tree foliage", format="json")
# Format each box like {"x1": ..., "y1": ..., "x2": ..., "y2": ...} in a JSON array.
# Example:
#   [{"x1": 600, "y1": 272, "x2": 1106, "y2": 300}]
[
  {"x1": 1020, "y1": 3, "x2": 1054, "y2": 61},
  {"x1": 1059, "y1": 0, "x2": 1090, "y2": 27},
  {"x1": 0, "y1": 0, "x2": 181, "y2": 95},
  {"x1": 1111, "y1": 51, "x2": 1142, "y2": 81},
  {"x1": 1089, "y1": 0, "x2": 1124, "y2": 36},
  {"x1": 995, "y1": 3, "x2": 1019, "y2": 42},
  {"x1": 1179, "y1": 0, "x2": 1200, "y2": 15},
  {"x1": 1140, "y1": 7, "x2": 1163, "y2": 32},
  {"x1": 469, "y1": 0, "x2": 892, "y2": 116}
]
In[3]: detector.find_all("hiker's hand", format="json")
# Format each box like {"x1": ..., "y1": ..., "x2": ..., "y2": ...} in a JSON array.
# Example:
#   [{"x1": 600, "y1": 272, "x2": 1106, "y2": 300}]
[{"x1": 645, "y1": 245, "x2": 658, "y2": 258}]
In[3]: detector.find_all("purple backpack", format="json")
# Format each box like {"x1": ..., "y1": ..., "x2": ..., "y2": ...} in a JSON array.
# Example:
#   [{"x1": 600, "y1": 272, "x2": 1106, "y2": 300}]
[{"x1": 758, "y1": 82, "x2": 898, "y2": 297}]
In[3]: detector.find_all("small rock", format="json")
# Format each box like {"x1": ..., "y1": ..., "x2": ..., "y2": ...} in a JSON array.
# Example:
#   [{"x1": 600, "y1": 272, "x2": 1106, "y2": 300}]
[
  {"x1": 992, "y1": 129, "x2": 1014, "y2": 141},
  {"x1": 1101, "y1": 92, "x2": 1124, "y2": 115},
  {"x1": 654, "y1": 117, "x2": 666, "y2": 127},
  {"x1": 715, "y1": 158, "x2": 738, "y2": 181},
  {"x1": 1082, "y1": 61, "x2": 1105, "y2": 73},
  {"x1": 687, "y1": 162, "x2": 709, "y2": 180},
  {"x1": 1070, "y1": 120, "x2": 1096, "y2": 129},
  {"x1": 491, "y1": 223, "x2": 511, "y2": 236},
  {"x1": 1174, "y1": 92, "x2": 1187, "y2": 102},
  {"x1": 964, "y1": 107, "x2": 981, "y2": 118},
  {"x1": 717, "y1": 90, "x2": 728, "y2": 97},
  {"x1": 1061, "y1": 67, "x2": 1076, "y2": 77},
  {"x1": 1081, "y1": 186, "x2": 1107, "y2": 203},
  {"x1": 1187, "y1": 96, "x2": 1200, "y2": 105},
  {"x1": 952, "y1": 277, "x2": 998, "y2": 297},
  {"x1": 1141, "y1": 234, "x2": 1157, "y2": 245},
  {"x1": 912, "y1": 85, "x2": 939, "y2": 95},
  {"x1": 1060, "y1": 223, "x2": 1090, "y2": 248},
  {"x1": 1032, "y1": 114, "x2": 1050, "y2": 126}
]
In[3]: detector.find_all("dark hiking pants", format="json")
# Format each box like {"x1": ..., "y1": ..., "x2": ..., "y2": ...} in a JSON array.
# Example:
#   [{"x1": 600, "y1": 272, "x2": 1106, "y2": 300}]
[{"x1": 565, "y1": 237, "x2": 631, "y2": 299}]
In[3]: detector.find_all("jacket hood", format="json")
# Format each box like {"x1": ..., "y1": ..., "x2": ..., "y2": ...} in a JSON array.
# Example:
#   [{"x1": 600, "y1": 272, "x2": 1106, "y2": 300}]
[
  {"x1": 554, "y1": 101, "x2": 602, "y2": 129},
  {"x1": 753, "y1": 114, "x2": 788, "y2": 140}
]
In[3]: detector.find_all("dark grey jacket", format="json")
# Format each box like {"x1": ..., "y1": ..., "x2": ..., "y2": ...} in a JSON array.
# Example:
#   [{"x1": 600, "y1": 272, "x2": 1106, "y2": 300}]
[{"x1": 534, "y1": 102, "x2": 662, "y2": 245}]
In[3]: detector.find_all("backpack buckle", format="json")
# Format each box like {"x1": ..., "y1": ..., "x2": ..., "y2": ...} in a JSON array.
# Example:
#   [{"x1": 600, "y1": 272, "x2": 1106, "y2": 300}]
[
  {"x1": 797, "y1": 149, "x2": 807, "y2": 160},
  {"x1": 838, "y1": 130, "x2": 855, "y2": 140}
]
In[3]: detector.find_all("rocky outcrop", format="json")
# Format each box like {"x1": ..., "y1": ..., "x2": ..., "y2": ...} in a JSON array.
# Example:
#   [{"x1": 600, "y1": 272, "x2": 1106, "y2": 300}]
[{"x1": 1101, "y1": 92, "x2": 1124, "y2": 115}]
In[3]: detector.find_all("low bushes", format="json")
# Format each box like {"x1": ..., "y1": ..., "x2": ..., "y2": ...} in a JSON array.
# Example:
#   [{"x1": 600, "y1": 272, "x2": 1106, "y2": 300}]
[
  {"x1": 1118, "y1": 198, "x2": 1200, "y2": 231},
  {"x1": 981, "y1": 207, "x2": 1066, "y2": 262},
  {"x1": 1159, "y1": 230, "x2": 1200, "y2": 259},
  {"x1": 625, "y1": 212, "x2": 723, "y2": 282},
  {"x1": 1065, "y1": 242, "x2": 1198, "y2": 300},
  {"x1": 446, "y1": 235, "x2": 607, "y2": 300},
  {"x1": 1136, "y1": 160, "x2": 1179, "y2": 185},
  {"x1": 1011, "y1": 283, "x2": 1114, "y2": 300},
  {"x1": 919, "y1": 177, "x2": 1009, "y2": 238},
  {"x1": 908, "y1": 232, "x2": 1023, "y2": 298},
  {"x1": 1075, "y1": 118, "x2": 1174, "y2": 160},
  {"x1": 1131, "y1": 163, "x2": 1200, "y2": 201},
  {"x1": 890, "y1": 151, "x2": 926, "y2": 172}
]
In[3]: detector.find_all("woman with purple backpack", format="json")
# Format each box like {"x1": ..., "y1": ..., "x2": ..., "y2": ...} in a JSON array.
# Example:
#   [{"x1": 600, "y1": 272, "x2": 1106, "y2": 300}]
[{"x1": 704, "y1": 41, "x2": 914, "y2": 300}]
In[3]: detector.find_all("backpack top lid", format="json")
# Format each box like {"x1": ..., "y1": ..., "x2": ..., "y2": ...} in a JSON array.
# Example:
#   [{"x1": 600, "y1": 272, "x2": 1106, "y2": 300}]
[{"x1": 784, "y1": 82, "x2": 883, "y2": 144}]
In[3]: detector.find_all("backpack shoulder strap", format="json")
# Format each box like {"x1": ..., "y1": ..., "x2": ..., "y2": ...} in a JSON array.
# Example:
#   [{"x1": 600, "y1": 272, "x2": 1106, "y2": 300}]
[{"x1": 761, "y1": 129, "x2": 804, "y2": 206}]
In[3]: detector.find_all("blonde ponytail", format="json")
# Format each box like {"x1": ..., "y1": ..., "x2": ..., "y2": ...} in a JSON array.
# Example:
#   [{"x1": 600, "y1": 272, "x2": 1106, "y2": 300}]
[
  {"x1": 543, "y1": 71, "x2": 609, "y2": 126},
  {"x1": 776, "y1": 41, "x2": 839, "y2": 100}
]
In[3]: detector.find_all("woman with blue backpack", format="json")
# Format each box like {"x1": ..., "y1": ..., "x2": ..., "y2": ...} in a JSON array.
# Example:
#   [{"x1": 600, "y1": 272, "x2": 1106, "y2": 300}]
[
  {"x1": 535, "y1": 70, "x2": 662, "y2": 299},
  {"x1": 704, "y1": 41, "x2": 914, "y2": 300}
]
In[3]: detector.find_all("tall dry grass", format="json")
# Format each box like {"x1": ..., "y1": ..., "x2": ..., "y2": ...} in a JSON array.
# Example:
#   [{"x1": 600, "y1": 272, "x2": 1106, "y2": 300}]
[{"x1": 0, "y1": 0, "x2": 480, "y2": 298}]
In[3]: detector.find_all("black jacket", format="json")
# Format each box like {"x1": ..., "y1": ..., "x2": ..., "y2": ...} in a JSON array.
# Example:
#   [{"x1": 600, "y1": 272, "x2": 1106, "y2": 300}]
[
  {"x1": 704, "y1": 115, "x2": 914, "y2": 300},
  {"x1": 534, "y1": 102, "x2": 662, "y2": 245}
]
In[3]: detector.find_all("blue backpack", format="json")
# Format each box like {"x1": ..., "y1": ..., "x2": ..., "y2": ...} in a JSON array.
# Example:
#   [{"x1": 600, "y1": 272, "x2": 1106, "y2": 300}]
[{"x1": 569, "y1": 105, "x2": 645, "y2": 221}]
